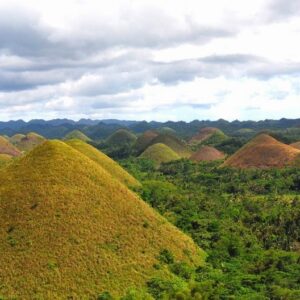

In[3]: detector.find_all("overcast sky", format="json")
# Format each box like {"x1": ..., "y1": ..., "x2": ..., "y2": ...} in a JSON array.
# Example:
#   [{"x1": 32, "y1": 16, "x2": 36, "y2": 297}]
[{"x1": 0, "y1": 0, "x2": 300, "y2": 121}]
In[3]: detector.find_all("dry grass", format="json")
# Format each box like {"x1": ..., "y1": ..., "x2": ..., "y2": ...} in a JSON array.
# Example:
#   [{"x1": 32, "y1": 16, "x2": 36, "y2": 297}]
[
  {"x1": 140, "y1": 143, "x2": 180, "y2": 166},
  {"x1": 9, "y1": 133, "x2": 26, "y2": 145},
  {"x1": 149, "y1": 134, "x2": 192, "y2": 158},
  {"x1": 222, "y1": 134, "x2": 300, "y2": 169},
  {"x1": 66, "y1": 139, "x2": 140, "y2": 188},
  {"x1": 11, "y1": 132, "x2": 45, "y2": 152},
  {"x1": 0, "y1": 140, "x2": 205, "y2": 299},
  {"x1": 190, "y1": 146, "x2": 225, "y2": 162},
  {"x1": 0, "y1": 154, "x2": 12, "y2": 168},
  {"x1": 291, "y1": 141, "x2": 300, "y2": 150},
  {"x1": 189, "y1": 127, "x2": 224, "y2": 144},
  {"x1": 0, "y1": 136, "x2": 21, "y2": 157},
  {"x1": 134, "y1": 130, "x2": 158, "y2": 154},
  {"x1": 64, "y1": 130, "x2": 91, "y2": 142}
]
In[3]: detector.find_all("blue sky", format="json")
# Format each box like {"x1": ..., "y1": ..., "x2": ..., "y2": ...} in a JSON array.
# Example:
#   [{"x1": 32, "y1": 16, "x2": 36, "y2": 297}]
[{"x1": 0, "y1": 0, "x2": 300, "y2": 121}]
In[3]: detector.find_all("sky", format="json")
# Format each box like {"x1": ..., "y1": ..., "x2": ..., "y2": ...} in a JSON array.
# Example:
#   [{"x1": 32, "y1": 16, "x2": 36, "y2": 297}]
[{"x1": 0, "y1": 0, "x2": 300, "y2": 122}]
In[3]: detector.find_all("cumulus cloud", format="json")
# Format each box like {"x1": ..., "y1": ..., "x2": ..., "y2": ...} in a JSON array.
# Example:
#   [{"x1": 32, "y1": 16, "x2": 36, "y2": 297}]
[{"x1": 0, "y1": 0, "x2": 299, "y2": 121}]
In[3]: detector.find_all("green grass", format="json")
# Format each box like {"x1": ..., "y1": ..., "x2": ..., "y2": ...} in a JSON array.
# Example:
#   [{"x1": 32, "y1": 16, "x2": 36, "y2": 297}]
[
  {"x1": 64, "y1": 130, "x2": 91, "y2": 142},
  {"x1": 106, "y1": 129, "x2": 137, "y2": 146},
  {"x1": 0, "y1": 140, "x2": 205, "y2": 299},
  {"x1": 140, "y1": 143, "x2": 180, "y2": 166},
  {"x1": 149, "y1": 134, "x2": 192, "y2": 158}
]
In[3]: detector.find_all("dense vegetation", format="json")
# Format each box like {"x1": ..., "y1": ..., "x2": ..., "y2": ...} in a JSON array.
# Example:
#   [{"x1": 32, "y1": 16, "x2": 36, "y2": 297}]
[{"x1": 117, "y1": 158, "x2": 300, "y2": 299}]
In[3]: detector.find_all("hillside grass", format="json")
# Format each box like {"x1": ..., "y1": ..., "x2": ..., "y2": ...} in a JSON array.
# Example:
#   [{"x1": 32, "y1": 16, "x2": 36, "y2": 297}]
[
  {"x1": 0, "y1": 140, "x2": 205, "y2": 299},
  {"x1": 66, "y1": 139, "x2": 140, "y2": 188},
  {"x1": 140, "y1": 143, "x2": 180, "y2": 166},
  {"x1": 64, "y1": 129, "x2": 91, "y2": 142},
  {"x1": 223, "y1": 134, "x2": 300, "y2": 169},
  {"x1": 0, "y1": 136, "x2": 21, "y2": 157}
]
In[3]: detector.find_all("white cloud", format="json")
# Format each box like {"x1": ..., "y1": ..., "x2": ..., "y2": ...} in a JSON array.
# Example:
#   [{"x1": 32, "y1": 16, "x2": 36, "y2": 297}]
[{"x1": 0, "y1": 0, "x2": 299, "y2": 121}]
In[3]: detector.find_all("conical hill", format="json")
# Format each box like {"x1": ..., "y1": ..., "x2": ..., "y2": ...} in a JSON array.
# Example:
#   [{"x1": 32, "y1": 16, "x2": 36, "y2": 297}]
[
  {"x1": 66, "y1": 139, "x2": 140, "y2": 188},
  {"x1": 0, "y1": 136, "x2": 21, "y2": 157},
  {"x1": 190, "y1": 146, "x2": 225, "y2": 162},
  {"x1": 0, "y1": 140, "x2": 204, "y2": 299},
  {"x1": 64, "y1": 129, "x2": 91, "y2": 142},
  {"x1": 223, "y1": 134, "x2": 300, "y2": 169}
]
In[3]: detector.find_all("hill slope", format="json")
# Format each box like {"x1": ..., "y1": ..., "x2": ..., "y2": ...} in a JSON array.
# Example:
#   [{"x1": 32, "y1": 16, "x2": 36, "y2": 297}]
[
  {"x1": 64, "y1": 129, "x2": 91, "y2": 142},
  {"x1": 0, "y1": 136, "x2": 21, "y2": 156},
  {"x1": 12, "y1": 132, "x2": 45, "y2": 152},
  {"x1": 291, "y1": 141, "x2": 300, "y2": 150},
  {"x1": 0, "y1": 153, "x2": 12, "y2": 168},
  {"x1": 106, "y1": 129, "x2": 137, "y2": 146},
  {"x1": 0, "y1": 141, "x2": 204, "y2": 299},
  {"x1": 140, "y1": 143, "x2": 180, "y2": 166},
  {"x1": 134, "y1": 130, "x2": 158, "y2": 154},
  {"x1": 66, "y1": 139, "x2": 140, "y2": 188},
  {"x1": 149, "y1": 134, "x2": 192, "y2": 158},
  {"x1": 223, "y1": 134, "x2": 300, "y2": 169},
  {"x1": 190, "y1": 127, "x2": 227, "y2": 144},
  {"x1": 190, "y1": 146, "x2": 225, "y2": 162}
]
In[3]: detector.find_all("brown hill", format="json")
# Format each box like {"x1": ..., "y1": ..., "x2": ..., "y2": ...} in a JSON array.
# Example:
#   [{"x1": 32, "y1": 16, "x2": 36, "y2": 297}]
[
  {"x1": 0, "y1": 140, "x2": 205, "y2": 299},
  {"x1": 190, "y1": 146, "x2": 225, "y2": 162},
  {"x1": 189, "y1": 127, "x2": 223, "y2": 144},
  {"x1": 12, "y1": 132, "x2": 45, "y2": 152},
  {"x1": 135, "y1": 130, "x2": 158, "y2": 154},
  {"x1": 0, "y1": 136, "x2": 21, "y2": 157},
  {"x1": 223, "y1": 134, "x2": 300, "y2": 169},
  {"x1": 291, "y1": 141, "x2": 300, "y2": 150}
]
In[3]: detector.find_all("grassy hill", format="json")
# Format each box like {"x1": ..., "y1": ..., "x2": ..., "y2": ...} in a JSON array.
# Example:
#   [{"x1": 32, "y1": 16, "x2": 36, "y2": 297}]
[
  {"x1": 9, "y1": 133, "x2": 26, "y2": 144},
  {"x1": 140, "y1": 143, "x2": 180, "y2": 166},
  {"x1": 190, "y1": 127, "x2": 227, "y2": 145},
  {"x1": 149, "y1": 134, "x2": 192, "y2": 158},
  {"x1": 291, "y1": 141, "x2": 300, "y2": 150},
  {"x1": 11, "y1": 132, "x2": 45, "y2": 152},
  {"x1": 190, "y1": 146, "x2": 225, "y2": 162},
  {"x1": 157, "y1": 127, "x2": 177, "y2": 136},
  {"x1": 223, "y1": 134, "x2": 300, "y2": 169},
  {"x1": 64, "y1": 129, "x2": 91, "y2": 142},
  {"x1": 0, "y1": 140, "x2": 204, "y2": 298},
  {"x1": 134, "y1": 130, "x2": 158, "y2": 154},
  {"x1": 0, "y1": 136, "x2": 21, "y2": 157},
  {"x1": 0, "y1": 153, "x2": 12, "y2": 168},
  {"x1": 106, "y1": 129, "x2": 137, "y2": 146},
  {"x1": 66, "y1": 139, "x2": 140, "y2": 188}
]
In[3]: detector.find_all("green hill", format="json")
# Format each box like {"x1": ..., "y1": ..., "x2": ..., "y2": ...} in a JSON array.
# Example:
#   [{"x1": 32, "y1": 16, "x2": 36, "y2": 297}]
[
  {"x1": 0, "y1": 140, "x2": 204, "y2": 298},
  {"x1": 140, "y1": 143, "x2": 180, "y2": 166},
  {"x1": 9, "y1": 133, "x2": 26, "y2": 145},
  {"x1": 11, "y1": 132, "x2": 45, "y2": 152},
  {"x1": 64, "y1": 130, "x2": 91, "y2": 142},
  {"x1": 157, "y1": 127, "x2": 177, "y2": 136},
  {"x1": 106, "y1": 129, "x2": 137, "y2": 146},
  {"x1": 134, "y1": 130, "x2": 158, "y2": 154},
  {"x1": 0, "y1": 136, "x2": 21, "y2": 157},
  {"x1": 149, "y1": 134, "x2": 192, "y2": 158},
  {"x1": 66, "y1": 139, "x2": 140, "y2": 188}
]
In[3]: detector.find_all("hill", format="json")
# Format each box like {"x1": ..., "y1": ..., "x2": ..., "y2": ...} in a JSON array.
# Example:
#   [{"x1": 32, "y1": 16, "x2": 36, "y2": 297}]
[
  {"x1": 157, "y1": 127, "x2": 177, "y2": 136},
  {"x1": 0, "y1": 140, "x2": 204, "y2": 298},
  {"x1": 11, "y1": 132, "x2": 45, "y2": 152},
  {"x1": 66, "y1": 139, "x2": 140, "y2": 188},
  {"x1": 140, "y1": 143, "x2": 180, "y2": 166},
  {"x1": 9, "y1": 133, "x2": 26, "y2": 144},
  {"x1": 190, "y1": 146, "x2": 225, "y2": 162},
  {"x1": 0, "y1": 136, "x2": 21, "y2": 157},
  {"x1": 0, "y1": 153, "x2": 12, "y2": 168},
  {"x1": 223, "y1": 134, "x2": 300, "y2": 169},
  {"x1": 149, "y1": 134, "x2": 192, "y2": 158},
  {"x1": 291, "y1": 141, "x2": 300, "y2": 150},
  {"x1": 106, "y1": 129, "x2": 137, "y2": 146},
  {"x1": 189, "y1": 127, "x2": 227, "y2": 144},
  {"x1": 64, "y1": 129, "x2": 91, "y2": 142},
  {"x1": 134, "y1": 130, "x2": 158, "y2": 154}
]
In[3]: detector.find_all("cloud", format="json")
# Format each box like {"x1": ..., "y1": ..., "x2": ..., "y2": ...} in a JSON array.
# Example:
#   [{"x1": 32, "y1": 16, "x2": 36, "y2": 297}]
[{"x1": 0, "y1": 0, "x2": 299, "y2": 121}]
